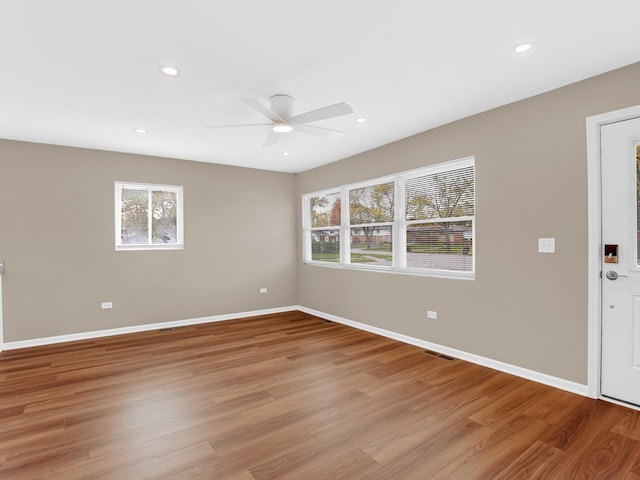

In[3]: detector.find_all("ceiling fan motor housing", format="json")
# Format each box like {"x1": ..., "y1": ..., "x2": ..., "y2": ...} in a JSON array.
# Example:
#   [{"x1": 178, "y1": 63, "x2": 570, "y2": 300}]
[{"x1": 270, "y1": 94, "x2": 294, "y2": 120}]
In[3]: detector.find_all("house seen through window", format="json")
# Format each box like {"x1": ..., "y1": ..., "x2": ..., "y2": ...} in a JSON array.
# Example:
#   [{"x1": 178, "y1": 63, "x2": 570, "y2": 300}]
[{"x1": 302, "y1": 156, "x2": 475, "y2": 278}]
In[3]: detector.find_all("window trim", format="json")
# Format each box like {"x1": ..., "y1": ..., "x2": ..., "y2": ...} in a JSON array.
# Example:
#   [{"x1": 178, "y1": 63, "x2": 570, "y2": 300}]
[
  {"x1": 115, "y1": 181, "x2": 184, "y2": 251},
  {"x1": 302, "y1": 156, "x2": 475, "y2": 279}
]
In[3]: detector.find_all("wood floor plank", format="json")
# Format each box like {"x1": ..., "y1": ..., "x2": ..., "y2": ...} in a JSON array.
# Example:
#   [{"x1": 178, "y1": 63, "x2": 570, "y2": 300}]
[
  {"x1": 0, "y1": 441, "x2": 90, "y2": 480},
  {"x1": 2, "y1": 311, "x2": 640, "y2": 479},
  {"x1": 469, "y1": 379, "x2": 558, "y2": 427},
  {"x1": 542, "y1": 399, "x2": 624, "y2": 454},
  {"x1": 549, "y1": 430, "x2": 640, "y2": 479},
  {"x1": 41, "y1": 416, "x2": 241, "y2": 480},
  {"x1": 364, "y1": 417, "x2": 493, "y2": 480},
  {"x1": 277, "y1": 447, "x2": 380, "y2": 480},
  {"x1": 492, "y1": 440, "x2": 567, "y2": 480},
  {"x1": 360, "y1": 394, "x2": 493, "y2": 465},
  {"x1": 95, "y1": 441, "x2": 216, "y2": 480},
  {"x1": 612, "y1": 408, "x2": 640, "y2": 441},
  {"x1": 429, "y1": 414, "x2": 552, "y2": 479}
]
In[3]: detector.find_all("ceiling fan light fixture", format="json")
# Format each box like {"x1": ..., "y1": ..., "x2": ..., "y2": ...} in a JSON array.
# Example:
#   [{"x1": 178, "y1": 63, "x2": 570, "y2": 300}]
[
  {"x1": 514, "y1": 43, "x2": 532, "y2": 54},
  {"x1": 273, "y1": 124, "x2": 293, "y2": 133},
  {"x1": 159, "y1": 65, "x2": 180, "y2": 77}
]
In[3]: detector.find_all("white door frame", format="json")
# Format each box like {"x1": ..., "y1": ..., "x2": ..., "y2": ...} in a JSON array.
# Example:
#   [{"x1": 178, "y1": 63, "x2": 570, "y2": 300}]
[
  {"x1": 586, "y1": 104, "x2": 640, "y2": 399},
  {"x1": 0, "y1": 270, "x2": 3, "y2": 353}
]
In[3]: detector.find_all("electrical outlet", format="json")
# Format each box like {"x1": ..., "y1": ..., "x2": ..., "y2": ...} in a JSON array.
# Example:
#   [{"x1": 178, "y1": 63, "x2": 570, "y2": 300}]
[
  {"x1": 101, "y1": 302, "x2": 113, "y2": 309},
  {"x1": 259, "y1": 288, "x2": 268, "y2": 294},
  {"x1": 427, "y1": 310, "x2": 438, "y2": 319},
  {"x1": 538, "y1": 237, "x2": 555, "y2": 253}
]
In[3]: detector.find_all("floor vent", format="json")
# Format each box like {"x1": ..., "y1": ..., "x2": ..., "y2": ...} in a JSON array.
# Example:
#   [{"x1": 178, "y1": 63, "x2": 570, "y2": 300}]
[
  {"x1": 424, "y1": 349, "x2": 456, "y2": 362},
  {"x1": 158, "y1": 326, "x2": 187, "y2": 333}
]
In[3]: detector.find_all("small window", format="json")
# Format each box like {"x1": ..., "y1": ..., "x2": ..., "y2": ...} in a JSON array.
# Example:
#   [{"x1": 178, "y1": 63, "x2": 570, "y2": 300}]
[
  {"x1": 309, "y1": 192, "x2": 341, "y2": 263},
  {"x1": 115, "y1": 182, "x2": 183, "y2": 250}
]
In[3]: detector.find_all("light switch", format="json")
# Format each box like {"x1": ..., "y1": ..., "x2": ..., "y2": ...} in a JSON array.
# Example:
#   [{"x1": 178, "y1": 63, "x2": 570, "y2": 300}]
[{"x1": 538, "y1": 238, "x2": 555, "y2": 253}]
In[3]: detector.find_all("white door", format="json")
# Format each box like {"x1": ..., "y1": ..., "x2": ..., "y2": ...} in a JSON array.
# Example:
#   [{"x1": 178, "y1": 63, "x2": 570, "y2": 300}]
[{"x1": 601, "y1": 116, "x2": 640, "y2": 406}]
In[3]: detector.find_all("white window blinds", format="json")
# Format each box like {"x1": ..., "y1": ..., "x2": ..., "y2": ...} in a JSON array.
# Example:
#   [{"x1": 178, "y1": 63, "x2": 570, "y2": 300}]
[{"x1": 405, "y1": 165, "x2": 474, "y2": 221}]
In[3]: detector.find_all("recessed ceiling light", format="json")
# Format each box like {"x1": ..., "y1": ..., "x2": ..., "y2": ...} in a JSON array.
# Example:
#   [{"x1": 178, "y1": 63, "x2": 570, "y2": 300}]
[
  {"x1": 355, "y1": 117, "x2": 367, "y2": 123},
  {"x1": 134, "y1": 128, "x2": 148, "y2": 134},
  {"x1": 273, "y1": 124, "x2": 293, "y2": 133},
  {"x1": 514, "y1": 43, "x2": 532, "y2": 54},
  {"x1": 282, "y1": 152, "x2": 290, "y2": 157},
  {"x1": 159, "y1": 65, "x2": 180, "y2": 77}
]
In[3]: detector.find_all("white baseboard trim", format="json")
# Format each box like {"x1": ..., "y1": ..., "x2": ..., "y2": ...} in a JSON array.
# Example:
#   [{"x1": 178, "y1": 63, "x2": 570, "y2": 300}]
[
  {"x1": 297, "y1": 306, "x2": 589, "y2": 397},
  {"x1": 2, "y1": 304, "x2": 589, "y2": 398},
  {"x1": 2, "y1": 306, "x2": 298, "y2": 351}
]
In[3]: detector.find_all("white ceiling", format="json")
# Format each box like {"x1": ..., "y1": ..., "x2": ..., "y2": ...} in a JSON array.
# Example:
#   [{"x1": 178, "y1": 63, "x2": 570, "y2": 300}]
[{"x1": 2, "y1": 1, "x2": 640, "y2": 174}]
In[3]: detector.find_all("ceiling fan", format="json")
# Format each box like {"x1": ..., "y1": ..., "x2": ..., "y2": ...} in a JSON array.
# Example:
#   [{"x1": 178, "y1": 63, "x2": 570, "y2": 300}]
[{"x1": 207, "y1": 94, "x2": 353, "y2": 147}]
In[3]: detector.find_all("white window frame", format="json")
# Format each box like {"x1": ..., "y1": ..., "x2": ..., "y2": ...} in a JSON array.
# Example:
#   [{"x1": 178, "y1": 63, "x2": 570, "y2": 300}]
[
  {"x1": 115, "y1": 181, "x2": 184, "y2": 251},
  {"x1": 344, "y1": 175, "x2": 396, "y2": 270},
  {"x1": 303, "y1": 189, "x2": 342, "y2": 264},
  {"x1": 302, "y1": 156, "x2": 475, "y2": 279}
]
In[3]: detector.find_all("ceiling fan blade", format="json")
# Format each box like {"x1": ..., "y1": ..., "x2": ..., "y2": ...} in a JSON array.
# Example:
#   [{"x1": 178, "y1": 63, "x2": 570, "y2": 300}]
[
  {"x1": 262, "y1": 131, "x2": 280, "y2": 147},
  {"x1": 294, "y1": 124, "x2": 344, "y2": 139},
  {"x1": 288, "y1": 102, "x2": 353, "y2": 125},
  {"x1": 205, "y1": 123, "x2": 272, "y2": 129},
  {"x1": 240, "y1": 98, "x2": 284, "y2": 123}
]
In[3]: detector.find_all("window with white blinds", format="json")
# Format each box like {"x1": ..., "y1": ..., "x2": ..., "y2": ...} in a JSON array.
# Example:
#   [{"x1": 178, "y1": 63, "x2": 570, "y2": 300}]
[
  {"x1": 302, "y1": 156, "x2": 475, "y2": 278},
  {"x1": 115, "y1": 182, "x2": 184, "y2": 250},
  {"x1": 404, "y1": 162, "x2": 474, "y2": 272}
]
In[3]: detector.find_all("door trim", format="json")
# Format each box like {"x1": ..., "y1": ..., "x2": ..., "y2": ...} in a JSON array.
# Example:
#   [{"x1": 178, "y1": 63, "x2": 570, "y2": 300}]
[
  {"x1": 0, "y1": 272, "x2": 3, "y2": 353},
  {"x1": 586, "y1": 104, "x2": 640, "y2": 399}
]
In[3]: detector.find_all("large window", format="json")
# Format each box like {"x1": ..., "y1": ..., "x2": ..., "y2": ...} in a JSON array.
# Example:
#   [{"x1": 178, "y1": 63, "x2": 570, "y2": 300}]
[
  {"x1": 302, "y1": 157, "x2": 475, "y2": 278},
  {"x1": 115, "y1": 182, "x2": 183, "y2": 250}
]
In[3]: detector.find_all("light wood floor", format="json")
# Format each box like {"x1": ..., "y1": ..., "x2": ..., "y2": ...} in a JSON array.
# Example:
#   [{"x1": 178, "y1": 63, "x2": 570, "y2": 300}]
[{"x1": 1, "y1": 311, "x2": 640, "y2": 479}]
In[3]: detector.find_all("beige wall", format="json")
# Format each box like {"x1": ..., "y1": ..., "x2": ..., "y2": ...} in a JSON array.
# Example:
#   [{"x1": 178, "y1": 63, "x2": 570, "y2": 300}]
[
  {"x1": 296, "y1": 62, "x2": 640, "y2": 385},
  {"x1": 0, "y1": 141, "x2": 297, "y2": 341},
  {"x1": 3, "y1": 62, "x2": 640, "y2": 385}
]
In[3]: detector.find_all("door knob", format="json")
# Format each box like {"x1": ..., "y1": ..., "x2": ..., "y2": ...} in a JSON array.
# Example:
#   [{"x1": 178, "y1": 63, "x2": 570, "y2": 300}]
[{"x1": 605, "y1": 270, "x2": 629, "y2": 280}]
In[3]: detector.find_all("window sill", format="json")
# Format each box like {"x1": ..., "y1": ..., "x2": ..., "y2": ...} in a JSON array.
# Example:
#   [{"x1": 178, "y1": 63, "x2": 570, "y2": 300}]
[
  {"x1": 302, "y1": 260, "x2": 475, "y2": 281},
  {"x1": 116, "y1": 245, "x2": 184, "y2": 252}
]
